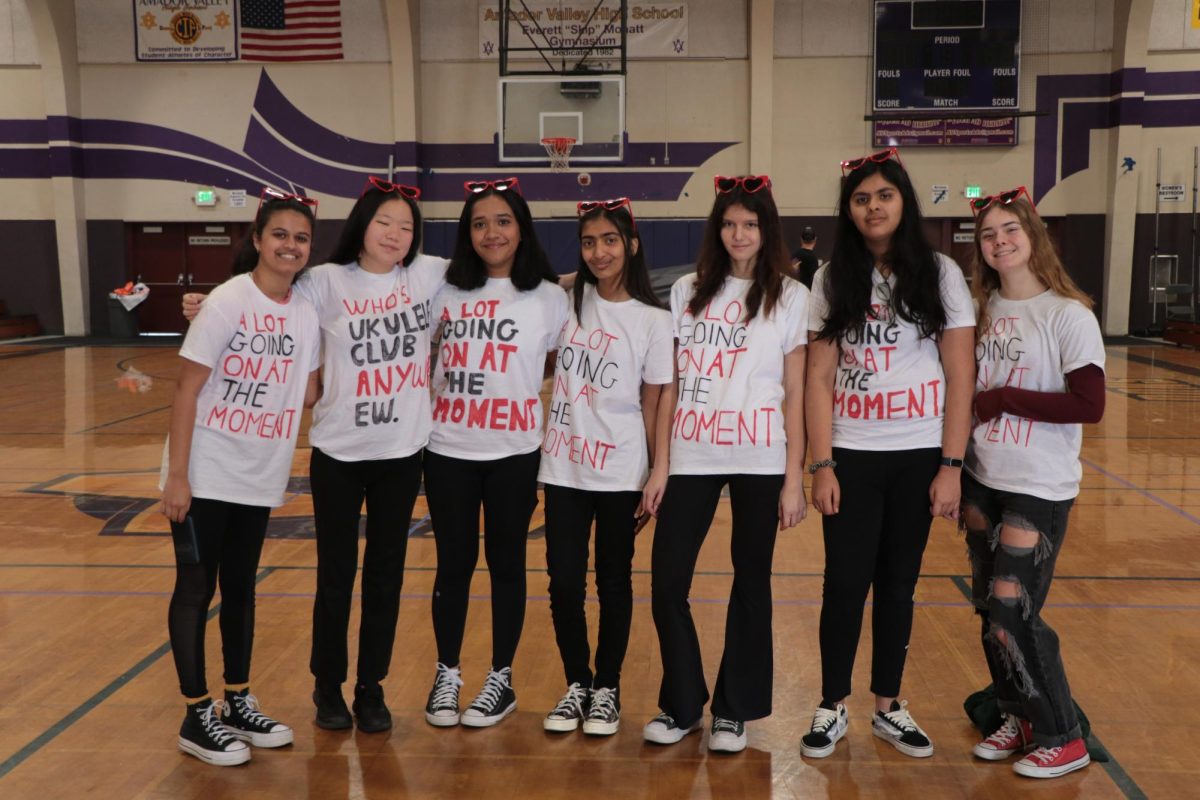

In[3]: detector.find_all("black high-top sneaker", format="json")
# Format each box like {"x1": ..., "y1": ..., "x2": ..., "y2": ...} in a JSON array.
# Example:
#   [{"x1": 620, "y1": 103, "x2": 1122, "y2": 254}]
[
  {"x1": 582, "y1": 686, "x2": 620, "y2": 736},
  {"x1": 178, "y1": 698, "x2": 251, "y2": 766},
  {"x1": 221, "y1": 688, "x2": 294, "y2": 748},
  {"x1": 460, "y1": 666, "x2": 517, "y2": 727}
]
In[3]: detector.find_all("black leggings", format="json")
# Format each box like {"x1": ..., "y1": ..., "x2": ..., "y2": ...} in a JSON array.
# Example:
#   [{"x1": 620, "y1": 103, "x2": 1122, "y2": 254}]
[
  {"x1": 309, "y1": 447, "x2": 422, "y2": 687},
  {"x1": 423, "y1": 448, "x2": 540, "y2": 670},
  {"x1": 818, "y1": 447, "x2": 939, "y2": 702},
  {"x1": 543, "y1": 484, "x2": 640, "y2": 691},
  {"x1": 650, "y1": 472, "x2": 783, "y2": 724},
  {"x1": 168, "y1": 497, "x2": 269, "y2": 699}
]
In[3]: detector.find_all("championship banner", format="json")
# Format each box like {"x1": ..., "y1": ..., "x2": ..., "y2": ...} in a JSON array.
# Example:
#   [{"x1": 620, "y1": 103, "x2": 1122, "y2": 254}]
[
  {"x1": 478, "y1": 1, "x2": 688, "y2": 61},
  {"x1": 134, "y1": 0, "x2": 238, "y2": 62}
]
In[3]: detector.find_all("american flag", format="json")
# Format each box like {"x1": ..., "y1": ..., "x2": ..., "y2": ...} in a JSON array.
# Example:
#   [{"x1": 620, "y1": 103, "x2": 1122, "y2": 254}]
[{"x1": 239, "y1": 0, "x2": 343, "y2": 62}]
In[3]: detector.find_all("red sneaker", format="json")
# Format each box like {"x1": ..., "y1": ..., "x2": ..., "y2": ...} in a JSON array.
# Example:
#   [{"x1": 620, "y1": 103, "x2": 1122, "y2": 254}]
[
  {"x1": 1013, "y1": 737, "x2": 1090, "y2": 778},
  {"x1": 973, "y1": 714, "x2": 1033, "y2": 760}
]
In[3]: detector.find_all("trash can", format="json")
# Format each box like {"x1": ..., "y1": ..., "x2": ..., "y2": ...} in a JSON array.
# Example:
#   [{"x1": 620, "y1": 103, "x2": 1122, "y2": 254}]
[{"x1": 107, "y1": 296, "x2": 139, "y2": 337}]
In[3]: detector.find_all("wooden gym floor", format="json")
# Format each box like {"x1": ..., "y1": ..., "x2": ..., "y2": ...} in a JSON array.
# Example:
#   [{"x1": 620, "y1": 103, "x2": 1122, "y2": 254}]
[{"x1": 0, "y1": 339, "x2": 1196, "y2": 799}]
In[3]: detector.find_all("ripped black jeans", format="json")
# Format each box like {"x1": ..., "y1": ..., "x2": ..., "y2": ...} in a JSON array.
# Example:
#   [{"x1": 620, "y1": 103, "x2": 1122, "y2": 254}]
[{"x1": 961, "y1": 472, "x2": 1082, "y2": 747}]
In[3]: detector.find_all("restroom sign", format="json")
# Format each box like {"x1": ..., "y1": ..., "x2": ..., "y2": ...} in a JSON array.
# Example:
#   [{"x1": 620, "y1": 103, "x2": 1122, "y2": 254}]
[{"x1": 1159, "y1": 184, "x2": 1185, "y2": 202}]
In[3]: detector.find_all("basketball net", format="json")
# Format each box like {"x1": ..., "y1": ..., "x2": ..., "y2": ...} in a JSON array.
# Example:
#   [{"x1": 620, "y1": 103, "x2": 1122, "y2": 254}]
[{"x1": 541, "y1": 137, "x2": 576, "y2": 173}]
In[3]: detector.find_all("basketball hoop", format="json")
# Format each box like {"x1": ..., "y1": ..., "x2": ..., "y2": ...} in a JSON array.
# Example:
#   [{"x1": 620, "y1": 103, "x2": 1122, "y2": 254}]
[{"x1": 541, "y1": 137, "x2": 576, "y2": 173}]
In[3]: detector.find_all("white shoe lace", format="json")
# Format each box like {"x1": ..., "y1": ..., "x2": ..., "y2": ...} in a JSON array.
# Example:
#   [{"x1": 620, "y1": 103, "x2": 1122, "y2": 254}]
[
  {"x1": 712, "y1": 717, "x2": 742, "y2": 735},
  {"x1": 1028, "y1": 745, "x2": 1063, "y2": 765},
  {"x1": 982, "y1": 714, "x2": 1022, "y2": 748},
  {"x1": 588, "y1": 688, "x2": 617, "y2": 720},
  {"x1": 200, "y1": 702, "x2": 238, "y2": 745},
  {"x1": 549, "y1": 683, "x2": 587, "y2": 718},
  {"x1": 470, "y1": 667, "x2": 511, "y2": 712},
  {"x1": 881, "y1": 700, "x2": 919, "y2": 733},
  {"x1": 229, "y1": 693, "x2": 276, "y2": 729},
  {"x1": 430, "y1": 663, "x2": 463, "y2": 710},
  {"x1": 810, "y1": 706, "x2": 840, "y2": 734}
]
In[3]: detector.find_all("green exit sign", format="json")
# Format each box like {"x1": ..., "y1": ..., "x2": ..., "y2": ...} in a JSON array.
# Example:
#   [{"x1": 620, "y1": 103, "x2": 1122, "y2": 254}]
[
  {"x1": 195, "y1": 189, "x2": 216, "y2": 206},
  {"x1": 964, "y1": 185, "x2": 983, "y2": 199}
]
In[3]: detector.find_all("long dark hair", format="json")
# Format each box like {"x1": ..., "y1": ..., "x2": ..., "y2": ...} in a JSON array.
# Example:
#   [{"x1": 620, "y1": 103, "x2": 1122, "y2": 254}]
[
  {"x1": 817, "y1": 159, "x2": 947, "y2": 341},
  {"x1": 445, "y1": 187, "x2": 558, "y2": 291},
  {"x1": 231, "y1": 196, "x2": 317, "y2": 278},
  {"x1": 687, "y1": 184, "x2": 788, "y2": 322},
  {"x1": 574, "y1": 206, "x2": 665, "y2": 318},
  {"x1": 328, "y1": 185, "x2": 422, "y2": 267}
]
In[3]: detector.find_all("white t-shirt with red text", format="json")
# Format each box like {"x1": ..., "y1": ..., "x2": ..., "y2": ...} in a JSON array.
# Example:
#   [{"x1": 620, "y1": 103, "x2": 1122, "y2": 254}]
[
  {"x1": 427, "y1": 277, "x2": 570, "y2": 461},
  {"x1": 160, "y1": 273, "x2": 321, "y2": 508},
  {"x1": 670, "y1": 274, "x2": 809, "y2": 475},
  {"x1": 299, "y1": 255, "x2": 448, "y2": 462},
  {"x1": 966, "y1": 290, "x2": 1105, "y2": 501},
  {"x1": 808, "y1": 254, "x2": 975, "y2": 451},
  {"x1": 538, "y1": 284, "x2": 675, "y2": 491}
]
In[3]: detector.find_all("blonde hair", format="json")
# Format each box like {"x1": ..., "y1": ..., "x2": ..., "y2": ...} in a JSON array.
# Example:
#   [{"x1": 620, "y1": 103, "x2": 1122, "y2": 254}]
[{"x1": 969, "y1": 198, "x2": 1093, "y2": 338}]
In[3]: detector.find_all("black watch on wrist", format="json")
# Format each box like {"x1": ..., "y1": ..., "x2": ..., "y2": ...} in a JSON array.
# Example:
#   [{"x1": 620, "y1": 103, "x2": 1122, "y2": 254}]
[{"x1": 940, "y1": 455, "x2": 964, "y2": 468}]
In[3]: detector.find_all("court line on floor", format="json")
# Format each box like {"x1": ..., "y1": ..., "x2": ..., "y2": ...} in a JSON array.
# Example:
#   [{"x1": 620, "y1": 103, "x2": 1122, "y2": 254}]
[
  {"x1": 946, "y1": 576, "x2": 1147, "y2": 800},
  {"x1": 1112, "y1": 349, "x2": 1200, "y2": 380},
  {"x1": 2, "y1": 563, "x2": 1200, "y2": 582},
  {"x1": 1081, "y1": 458, "x2": 1200, "y2": 526},
  {"x1": 1, "y1": 587, "x2": 1197, "y2": 612},
  {"x1": 0, "y1": 567, "x2": 277, "y2": 781},
  {"x1": 0, "y1": 347, "x2": 66, "y2": 362},
  {"x1": 77, "y1": 405, "x2": 171, "y2": 433}
]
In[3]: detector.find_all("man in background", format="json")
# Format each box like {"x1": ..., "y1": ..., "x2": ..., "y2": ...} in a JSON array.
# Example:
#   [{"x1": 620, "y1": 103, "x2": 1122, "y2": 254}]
[{"x1": 791, "y1": 226, "x2": 820, "y2": 288}]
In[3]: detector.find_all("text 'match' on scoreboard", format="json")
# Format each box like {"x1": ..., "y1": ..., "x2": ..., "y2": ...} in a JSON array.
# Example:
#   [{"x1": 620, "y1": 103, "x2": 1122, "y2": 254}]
[{"x1": 873, "y1": 0, "x2": 1021, "y2": 147}]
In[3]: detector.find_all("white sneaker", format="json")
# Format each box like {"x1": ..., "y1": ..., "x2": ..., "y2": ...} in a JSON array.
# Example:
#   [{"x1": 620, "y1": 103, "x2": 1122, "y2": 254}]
[
  {"x1": 642, "y1": 712, "x2": 703, "y2": 744},
  {"x1": 708, "y1": 717, "x2": 746, "y2": 753},
  {"x1": 800, "y1": 703, "x2": 848, "y2": 758}
]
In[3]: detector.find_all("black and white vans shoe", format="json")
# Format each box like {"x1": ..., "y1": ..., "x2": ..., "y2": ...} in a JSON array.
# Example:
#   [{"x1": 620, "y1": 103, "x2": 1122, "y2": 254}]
[
  {"x1": 460, "y1": 667, "x2": 517, "y2": 728},
  {"x1": 872, "y1": 700, "x2": 934, "y2": 758},
  {"x1": 178, "y1": 698, "x2": 250, "y2": 767},
  {"x1": 221, "y1": 689, "x2": 294, "y2": 748},
  {"x1": 800, "y1": 702, "x2": 848, "y2": 758}
]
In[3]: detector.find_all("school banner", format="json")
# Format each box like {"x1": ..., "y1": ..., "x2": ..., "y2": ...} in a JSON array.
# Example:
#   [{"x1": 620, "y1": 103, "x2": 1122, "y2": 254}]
[
  {"x1": 477, "y1": 1, "x2": 689, "y2": 61},
  {"x1": 134, "y1": 0, "x2": 238, "y2": 62}
]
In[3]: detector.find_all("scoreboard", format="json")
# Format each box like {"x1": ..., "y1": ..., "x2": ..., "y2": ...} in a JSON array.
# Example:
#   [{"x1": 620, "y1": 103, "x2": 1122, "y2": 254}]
[{"x1": 873, "y1": 0, "x2": 1022, "y2": 113}]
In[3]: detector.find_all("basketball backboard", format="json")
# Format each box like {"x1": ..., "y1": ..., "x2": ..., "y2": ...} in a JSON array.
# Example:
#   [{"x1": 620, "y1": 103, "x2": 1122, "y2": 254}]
[{"x1": 498, "y1": 75, "x2": 625, "y2": 164}]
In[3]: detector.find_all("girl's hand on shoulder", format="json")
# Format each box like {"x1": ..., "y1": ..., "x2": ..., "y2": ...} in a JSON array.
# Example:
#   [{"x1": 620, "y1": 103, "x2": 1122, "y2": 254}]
[
  {"x1": 778, "y1": 476, "x2": 807, "y2": 530},
  {"x1": 811, "y1": 468, "x2": 840, "y2": 516},
  {"x1": 929, "y1": 467, "x2": 961, "y2": 520},
  {"x1": 162, "y1": 474, "x2": 192, "y2": 523},
  {"x1": 181, "y1": 293, "x2": 207, "y2": 322}
]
